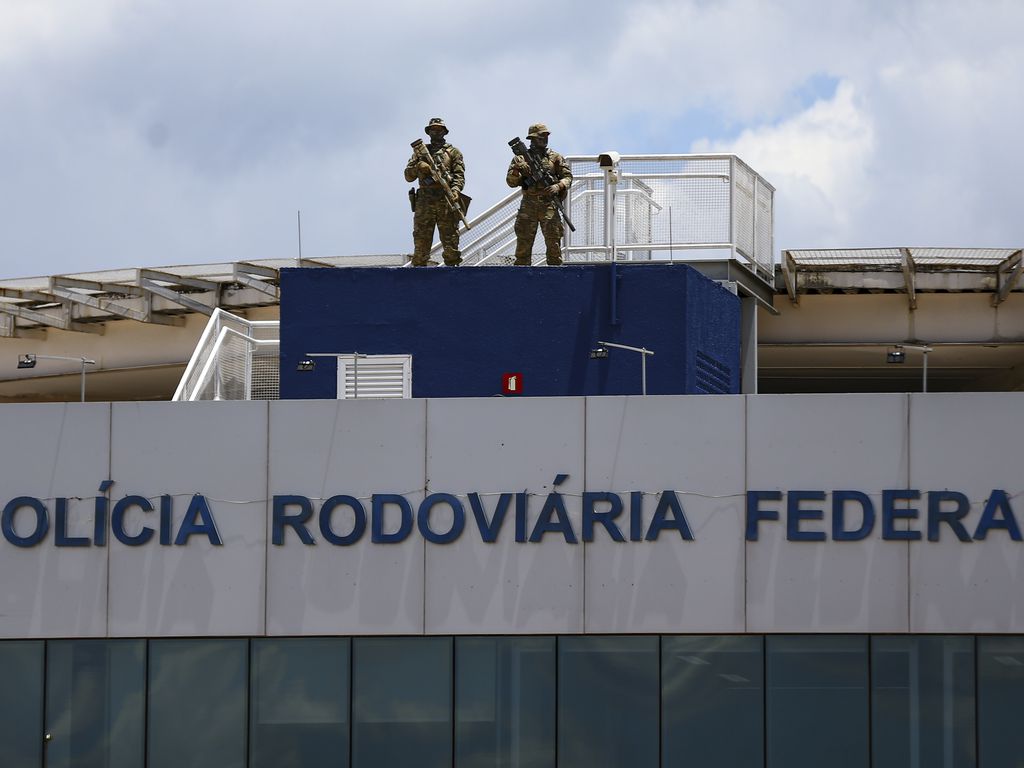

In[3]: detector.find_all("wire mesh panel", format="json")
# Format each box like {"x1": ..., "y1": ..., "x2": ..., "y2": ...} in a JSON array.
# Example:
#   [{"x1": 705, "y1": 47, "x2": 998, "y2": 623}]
[
  {"x1": 755, "y1": 176, "x2": 774, "y2": 276},
  {"x1": 460, "y1": 156, "x2": 765, "y2": 267},
  {"x1": 427, "y1": 154, "x2": 773, "y2": 272},
  {"x1": 251, "y1": 348, "x2": 281, "y2": 400},
  {"x1": 192, "y1": 329, "x2": 249, "y2": 401},
  {"x1": 566, "y1": 157, "x2": 736, "y2": 262},
  {"x1": 174, "y1": 309, "x2": 281, "y2": 401},
  {"x1": 175, "y1": 310, "x2": 246, "y2": 400},
  {"x1": 732, "y1": 159, "x2": 755, "y2": 262},
  {"x1": 429, "y1": 193, "x2": 525, "y2": 266}
]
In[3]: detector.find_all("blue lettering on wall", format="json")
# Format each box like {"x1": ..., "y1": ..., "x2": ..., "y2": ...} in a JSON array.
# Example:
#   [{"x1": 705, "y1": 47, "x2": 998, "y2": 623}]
[
  {"x1": 418, "y1": 494, "x2": 465, "y2": 544},
  {"x1": 832, "y1": 490, "x2": 874, "y2": 542},
  {"x1": 1, "y1": 481, "x2": 1020, "y2": 548},
  {"x1": 1, "y1": 497, "x2": 49, "y2": 547},
  {"x1": 787, "y1": 490, "x2": 827, "y2": 542},
  {"x1": 174, "y1": 495, "x2": 222, "y2": 546},
  {"x1": 974, "y1": 490, "x2": 1022, "y2": 541},
  {"x1": 744, "y1": 489, "x2": 1022, "y2": 543},
  {"x1": 320, "y1": 495, "x2": 366, "y2": 546},
  {"x1": 372, "y1": 494, "x2": 413, "y2": 544}
]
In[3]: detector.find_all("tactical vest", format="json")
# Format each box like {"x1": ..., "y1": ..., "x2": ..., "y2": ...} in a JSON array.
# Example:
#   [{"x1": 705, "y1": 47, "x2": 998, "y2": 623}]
[
  {"x1": 523, "y1": 149, "x2": 566, "y2": 197},
  {"x1": 421, "y1": 144, "x2": 457, "y2": 191}
]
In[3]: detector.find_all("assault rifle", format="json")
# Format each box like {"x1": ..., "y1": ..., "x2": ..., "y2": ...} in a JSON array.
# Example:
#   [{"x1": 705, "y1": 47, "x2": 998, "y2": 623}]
[
  {"x1": 410, "y1": 139, "x2": 471, "y2": 230},
  {"x1": 508, "y1": 137, "x2": 575, "y2": 232}
]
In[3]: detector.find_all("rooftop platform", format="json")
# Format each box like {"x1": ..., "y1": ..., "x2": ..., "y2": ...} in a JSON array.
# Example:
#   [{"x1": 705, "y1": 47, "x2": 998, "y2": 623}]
[{"x1": 0, "y1": 151, "x2": 1020, "y2": 399}]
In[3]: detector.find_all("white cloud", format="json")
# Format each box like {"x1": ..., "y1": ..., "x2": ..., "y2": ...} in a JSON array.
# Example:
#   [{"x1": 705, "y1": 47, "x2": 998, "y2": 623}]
[
  {"x1": 694, "y1": 80, "x2": 875, "y2": 246},
  {"x1": 0, "y1": 0, "x2": 1021, "y2": 277},
  {"x1": 0, "y1": 0, "x2": 129, "y2": 63}
]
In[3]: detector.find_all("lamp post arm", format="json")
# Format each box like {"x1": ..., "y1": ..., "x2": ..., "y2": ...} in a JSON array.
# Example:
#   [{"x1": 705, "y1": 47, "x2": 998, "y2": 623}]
[{"x1": 597, "y1": 341, "x2": 655, "y2": 356}]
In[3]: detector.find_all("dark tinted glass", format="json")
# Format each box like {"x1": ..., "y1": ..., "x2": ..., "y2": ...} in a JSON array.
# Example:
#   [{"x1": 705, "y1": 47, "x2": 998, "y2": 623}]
[
  {"x1": 0, "y1": 640, "x2": 43, "y2": 767},
  {"x1": 250, "y1": 638, "x2": 350, "y2": 768},
  {"x1": 353, "y1": 636, "x2": 452, "y2": 768},
  {"x1": 456, "y1": 636, "x2": 555, "y2": 768},
  {"x1": 872, "y1": 636, "x2": 975, "y2": 767},
  {"x1": 662, "y1": 635, "x2": 764, "y2": 765},
  {"x1": 45, "y1": 640, "x2": 145, "y2": 768},
  {"x1": 767, "y1": 635, "x2": 868, "y2": 768},
  {"x1": 148, "y1": 639, "x2": 248, "y2": 768},
  {"x1": 558, "y1": 636, "x2": 659, "y2": 768},
  {"x1": 979, "y1": 636, "x2": 1024, "y2": 764}
]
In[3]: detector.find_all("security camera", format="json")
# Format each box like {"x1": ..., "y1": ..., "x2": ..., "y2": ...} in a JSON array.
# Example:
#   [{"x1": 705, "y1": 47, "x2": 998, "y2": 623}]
[
  {"x1": 590, "y1": 347, "x2": 609, "y2": 359},
  {"x1": 598, "y1": 152, "x2": 621, "y2": 168}
]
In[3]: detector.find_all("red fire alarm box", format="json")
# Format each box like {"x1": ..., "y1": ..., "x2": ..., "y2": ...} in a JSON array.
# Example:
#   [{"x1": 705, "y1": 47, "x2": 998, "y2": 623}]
[{"x1": 502, "y1": 373, "x2": 522, "y2": 395}]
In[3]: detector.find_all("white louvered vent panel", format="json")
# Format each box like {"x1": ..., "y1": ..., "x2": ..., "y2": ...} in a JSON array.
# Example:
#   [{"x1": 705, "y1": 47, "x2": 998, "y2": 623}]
[{"x1": 336, "y1": 355, "x2": 411, "y2": 399}]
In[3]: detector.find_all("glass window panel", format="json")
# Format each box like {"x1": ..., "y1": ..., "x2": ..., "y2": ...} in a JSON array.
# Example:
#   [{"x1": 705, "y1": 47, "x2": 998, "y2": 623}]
[
  {"x1": 250, "y1": 638, "x2": 350, "y2": 768},
  {"x1": 0, "y1": 640, "x2": 43, "y2": 767},
  {"x1": 979, "y1": 636, "x2": 1024, "y2": 765},
  {"x1": 662, "y1": 635, "x2": 764, "y2": 765},
  {"x1": 767, "y1": 635, "x2": 868, "y2": 768},
  {"x1": 353, "y1": 637, "x2": 452, "y2": 768},
  {"x1": 558, "y1": 636, "x2": 658, "y2": 768},
  {"x1": 456, "y1": 637, "x2": 555, "y2": 768},
  {"x1": 872, "y1": 636, "x2": 975, "y2": 768},
  {"x1": 45, "y1": 640, "x2": 145, "y2": 768},
  {"x1": 148, "y1": 639, "x2": 247, "y2": 768}
]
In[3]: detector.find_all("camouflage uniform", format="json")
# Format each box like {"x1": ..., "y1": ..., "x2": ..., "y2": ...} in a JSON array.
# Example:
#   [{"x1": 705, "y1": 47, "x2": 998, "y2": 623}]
[
  {"x1": 404, "y1": 118, "x2": 465, "y2": 266},
  {"x1": 506, "y1": 123, "x2": 573, "y2": 266}
]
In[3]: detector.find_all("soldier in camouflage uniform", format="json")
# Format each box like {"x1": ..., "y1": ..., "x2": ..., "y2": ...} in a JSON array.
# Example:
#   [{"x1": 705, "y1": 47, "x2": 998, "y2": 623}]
[
  {"x1": 506, "y1": 123, "x2": 573, "y2": 266},
  {"x1": 404, "y1": 118, "x2": 465, "y2": 266}
]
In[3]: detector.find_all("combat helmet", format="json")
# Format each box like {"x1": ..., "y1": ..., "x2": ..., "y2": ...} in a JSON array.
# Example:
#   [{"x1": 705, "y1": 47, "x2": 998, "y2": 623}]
[
  {"x1": 527, "y1": 123, "x2": 550, "y2": 139},
  {"x1": 424, "y1": 117, "x2": 449, "y2": 136}
]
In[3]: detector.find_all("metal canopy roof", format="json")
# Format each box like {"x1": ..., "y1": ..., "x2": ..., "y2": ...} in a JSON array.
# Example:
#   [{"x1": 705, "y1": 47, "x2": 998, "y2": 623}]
[
  {"x1": 781, "y1": 247, "x2": 1023, "y2": 309},
  {"x1": 0, "y1": 255, "x2": 405, "y2": 337},
  {"x1": 785, "y1": 247, "x2": 1018, "y2": 267}
]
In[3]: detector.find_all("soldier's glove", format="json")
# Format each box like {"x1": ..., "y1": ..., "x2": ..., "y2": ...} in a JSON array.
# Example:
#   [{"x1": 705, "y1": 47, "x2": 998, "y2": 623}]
[
  {"x1": 513, "y1": 157, "x2": 530, "y2": 172},
  {"x1": 547, "y1": 184, "x2": 562, "y2": 196},
  {"x1": 417, "y1": 161, "x2": 432, "y2": 177}
]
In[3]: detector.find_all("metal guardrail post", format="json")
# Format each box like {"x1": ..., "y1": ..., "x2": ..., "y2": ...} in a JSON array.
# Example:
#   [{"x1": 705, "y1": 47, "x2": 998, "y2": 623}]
[{"x1": 728, "y1": 156, "x2": 737, "y2": 263}]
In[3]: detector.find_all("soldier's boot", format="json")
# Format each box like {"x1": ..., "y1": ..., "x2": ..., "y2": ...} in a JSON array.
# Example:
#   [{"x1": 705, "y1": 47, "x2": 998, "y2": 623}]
[
  {"x1": 512, "y1": 244, "x2": 533, "y2": 266},
  {"x1": 545, "y1": 247, "x2": 563, "y2": 266},
  {"x1": 411, "y1": 239, "x2": 437, "y2": 267},
  {"x1": 442, "y1": 248, "x2": 462, "y2": 267}
]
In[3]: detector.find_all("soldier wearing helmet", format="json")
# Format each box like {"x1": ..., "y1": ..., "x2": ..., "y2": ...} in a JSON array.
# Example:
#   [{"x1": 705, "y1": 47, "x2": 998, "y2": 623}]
[
  {"x1": 506, "y1": 123, "x2": 573, "y2": 266},
  {"x1": 404, "y1": 118, "x2": 466, "y2": 266}
]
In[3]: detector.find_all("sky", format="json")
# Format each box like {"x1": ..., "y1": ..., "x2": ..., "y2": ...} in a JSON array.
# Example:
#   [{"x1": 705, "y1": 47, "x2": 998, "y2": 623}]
[{"x1": 1, "y1": 0, "x2": 1022, "y2": 279}]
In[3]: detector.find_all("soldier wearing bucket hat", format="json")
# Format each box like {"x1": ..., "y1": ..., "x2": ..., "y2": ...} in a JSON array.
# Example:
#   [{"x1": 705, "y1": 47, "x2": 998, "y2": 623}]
[
  {"x1": 404, "y1": 118, "x2": 467, "y2": 266},
  {"x1": 506, "y1": 123, "x2": 573, "y2": 266}
]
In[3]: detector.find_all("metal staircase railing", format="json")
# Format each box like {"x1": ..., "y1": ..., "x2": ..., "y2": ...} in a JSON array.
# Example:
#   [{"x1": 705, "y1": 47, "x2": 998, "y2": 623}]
[
  {"x1": 172, "y1": 308, "x2": 280, "y2": 401},
  {"x1": 424, "y1": 153, "x2": 775, "y2": 285}
]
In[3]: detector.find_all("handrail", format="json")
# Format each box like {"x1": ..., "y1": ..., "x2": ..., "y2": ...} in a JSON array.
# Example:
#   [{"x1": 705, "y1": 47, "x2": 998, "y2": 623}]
[
  {"x1": 172, "y1": 307, "x2": 227, "y2": 401},
  {"x1": 173, "y1": 308, "x2": 280, "y2": 401},
  {"x1": 411, "y1": 152, "x2": 775, "y2": 284},
  {"x1": 185, "y1": 326, "x2": 279, "y2": 401}
]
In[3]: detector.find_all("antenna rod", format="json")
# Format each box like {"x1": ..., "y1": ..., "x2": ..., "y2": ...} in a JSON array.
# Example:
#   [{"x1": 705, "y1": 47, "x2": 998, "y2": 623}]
[{"x1": 297, "y1": 210, "x2": 303, "y2": 267}]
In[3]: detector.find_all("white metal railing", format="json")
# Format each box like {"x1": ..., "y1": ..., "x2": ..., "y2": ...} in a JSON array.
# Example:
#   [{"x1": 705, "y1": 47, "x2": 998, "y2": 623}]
[
  {"x1": 172, "y1": 308, "x2": 280, "y2": 401},
  {"x1": 428, "y1": 153, "x2": 775, "y2": 284}
]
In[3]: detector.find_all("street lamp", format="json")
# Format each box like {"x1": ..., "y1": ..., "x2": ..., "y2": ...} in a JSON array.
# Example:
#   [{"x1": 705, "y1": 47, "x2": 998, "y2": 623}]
[
  {"x1": 593, "y1": 341, "x2": 655, "y2": 395},
  {"x1": 298, "y1": 352, "x2": 367, "y2": 398},
  {"x1": 886, "y1": 344, "x2": 932, "y2": 392},
  {"x1": 16, "y1": 354, "x2": 97, "y2": 402}
]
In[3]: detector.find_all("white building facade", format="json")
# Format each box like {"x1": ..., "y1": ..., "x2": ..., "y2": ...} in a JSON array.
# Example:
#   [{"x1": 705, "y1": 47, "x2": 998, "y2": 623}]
[{"x1": 1, "y1": 393, "x2": 1021, "y2": 766}]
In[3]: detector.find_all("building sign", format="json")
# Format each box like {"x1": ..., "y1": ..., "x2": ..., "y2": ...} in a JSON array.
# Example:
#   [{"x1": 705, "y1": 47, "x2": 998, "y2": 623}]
[{"x1": 1, "y1": 479, "x2": 1020, "y2": 548}]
